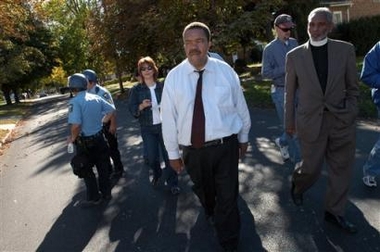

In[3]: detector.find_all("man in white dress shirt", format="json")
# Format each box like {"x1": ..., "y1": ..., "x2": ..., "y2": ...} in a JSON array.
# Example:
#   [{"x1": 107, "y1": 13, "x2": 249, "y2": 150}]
[{"x1": 161, "y1": 21, "x2": 251, "y2": 252}]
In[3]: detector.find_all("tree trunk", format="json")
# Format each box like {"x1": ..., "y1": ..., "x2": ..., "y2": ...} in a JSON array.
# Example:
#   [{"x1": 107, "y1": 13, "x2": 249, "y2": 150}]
[
  {"x1": 116, "y1": 62, "x2": 125, "y2": 93},
  {"x1": 1, "y1": 86, "x2": 13, "y2": 105},
  {"x1": 13, "y1": 89, "x2": 20, "y2": 103}
]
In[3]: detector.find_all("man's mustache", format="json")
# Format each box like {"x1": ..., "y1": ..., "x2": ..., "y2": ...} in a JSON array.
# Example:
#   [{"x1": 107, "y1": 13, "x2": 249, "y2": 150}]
[{"x1": 189, "y1": 50, "x2": 201, "y2": 55}]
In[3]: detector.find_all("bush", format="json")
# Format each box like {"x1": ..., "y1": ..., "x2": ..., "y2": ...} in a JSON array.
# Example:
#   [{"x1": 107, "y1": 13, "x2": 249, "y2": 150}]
[
  {"x1": 240, "y1": 68, "x2": 377, "y2": 119},
  {"x1": 234, "y1": 59, "x2": 248, "y2": 74},
  {"x1": 333, "y1": 15, "x2": 380, "y2": 56},
  {"x1": 358, "y1": 82, "x2": 377, "y2": 118}
]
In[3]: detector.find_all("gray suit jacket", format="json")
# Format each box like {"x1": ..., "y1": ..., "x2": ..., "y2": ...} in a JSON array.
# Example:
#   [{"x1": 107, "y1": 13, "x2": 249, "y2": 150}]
[{"x1": 285, "y1": 39, "x2": 359, "y2": 142}]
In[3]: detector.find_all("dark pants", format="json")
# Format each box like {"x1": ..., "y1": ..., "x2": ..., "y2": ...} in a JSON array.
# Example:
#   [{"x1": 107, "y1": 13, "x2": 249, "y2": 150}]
[
  {"x1": 103, "y1": 122, "x2": 123, "y2": 172},
  {"x1": 77, "y1": 133, "x2": 112, "y2": 201},
  {"x1": 141, "y1": 124, "x2": 178, "y2": 187},
  {"x1": 182, "y1": 135, "x2": 240, "y2": 250}
]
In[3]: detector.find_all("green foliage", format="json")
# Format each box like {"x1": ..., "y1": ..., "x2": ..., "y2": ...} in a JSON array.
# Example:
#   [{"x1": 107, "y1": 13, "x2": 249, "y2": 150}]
[
  {"x1": 0, "y1": 102, "x2": 31, "y2": 117},
  {"x1": 333, "y1": 15, "x2": 380, "y2": 56},
  {"x1": 86, "y1": 0, "x2": 290, "y2": 70},
  {"x1": 242, "y1": 79, "x2": 273, "y2": 108},
  {"x1": 358, "y1": 85, "x2": 377, "y2": 118},
  {"x1": 0, "y1": 1, "x2": 59, "y2": 104},
  {"x1": 279, "y1": 0, "x2": 320, "y2": 43},
  {"x1": 42, "y1": 0, "x2": 91, "y2": 74}
]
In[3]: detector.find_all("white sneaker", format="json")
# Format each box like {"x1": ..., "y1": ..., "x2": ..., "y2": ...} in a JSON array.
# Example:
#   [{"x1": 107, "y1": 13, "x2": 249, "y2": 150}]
[
  {"x1": 362, "y1": 175, "x2": 377, "y2": 187},
  {"x1": 275, "y1": 138, "x2": 290, "y2": 160}
]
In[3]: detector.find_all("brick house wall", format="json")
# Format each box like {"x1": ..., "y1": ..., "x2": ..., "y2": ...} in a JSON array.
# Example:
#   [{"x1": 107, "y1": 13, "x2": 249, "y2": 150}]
[
  {"x1": 349, "y1": 0, "x2": 380, "y2": 20},
  {"x1": 322, "y1": 0, "x2": 380, "y2": 22}
]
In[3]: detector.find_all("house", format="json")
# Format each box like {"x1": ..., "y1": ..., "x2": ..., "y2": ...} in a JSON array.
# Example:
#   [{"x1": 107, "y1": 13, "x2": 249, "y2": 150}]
[{"x1": 321, "y1": 0, "x2": 380, "y2": 23}]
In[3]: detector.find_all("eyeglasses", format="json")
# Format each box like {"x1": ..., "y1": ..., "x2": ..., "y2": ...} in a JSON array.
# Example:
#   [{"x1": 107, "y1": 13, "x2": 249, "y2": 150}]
[
  {"x1": 140, "y1": 66, "x2": 153, "y2": 72},
  {"x1": 276, "y1": 26, "x2": 293, "y2": 32}
]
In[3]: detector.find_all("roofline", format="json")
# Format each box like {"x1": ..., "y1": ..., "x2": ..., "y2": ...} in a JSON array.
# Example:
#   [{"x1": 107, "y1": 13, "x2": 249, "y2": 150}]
[{"x1": 320, "y1": 1, "x2": 353, "y2": 7}]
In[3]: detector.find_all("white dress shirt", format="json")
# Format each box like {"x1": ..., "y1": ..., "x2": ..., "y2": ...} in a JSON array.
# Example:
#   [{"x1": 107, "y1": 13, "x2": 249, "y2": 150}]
[{"x1": 161, "y1": 57, "x2": 251, "y2": 159}]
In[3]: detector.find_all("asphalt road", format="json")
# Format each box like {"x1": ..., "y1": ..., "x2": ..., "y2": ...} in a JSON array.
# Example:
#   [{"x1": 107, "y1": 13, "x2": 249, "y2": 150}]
[{"x1": 0, "y1": 94, "x2": 379, "y2": 252}]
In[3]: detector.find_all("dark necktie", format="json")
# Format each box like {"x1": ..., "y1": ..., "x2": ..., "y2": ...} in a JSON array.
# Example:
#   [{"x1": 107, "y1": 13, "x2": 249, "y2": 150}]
[{"x1": 191, "y1": 70, "x2": 205, "y2": 148}]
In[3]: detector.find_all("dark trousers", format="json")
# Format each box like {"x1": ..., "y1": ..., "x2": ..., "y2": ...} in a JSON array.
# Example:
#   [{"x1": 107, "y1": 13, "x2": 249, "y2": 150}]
[
  {"x1": 103, "y1": 123, "x2": 123, "y2": 171},
  {"x1": 77, "y1": 134, "x2": 112, "y2": 201},
  {"x1": 183, "y1": 135, "x2": 240, "y2": 250}
]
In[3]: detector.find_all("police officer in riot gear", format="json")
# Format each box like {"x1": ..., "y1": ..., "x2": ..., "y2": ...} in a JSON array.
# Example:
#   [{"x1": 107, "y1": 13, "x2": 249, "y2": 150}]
[
  {"x1": 67, "y1": 73, "x2": 116, "y2": 208},
  {"x1": 83, "y1": 69, "x2": 124, "y2": 179}
]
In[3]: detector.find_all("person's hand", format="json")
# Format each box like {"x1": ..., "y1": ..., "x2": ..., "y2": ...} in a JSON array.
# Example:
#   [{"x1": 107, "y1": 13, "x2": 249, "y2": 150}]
[
  {"x1": 139, "y1": 99, "x2": 152, "y2": 110},
  {"x1": 239, "y1": 142, "x2": 248, "y2": 159},
  {"x1": 108, "y1": 124, "x2": 117, "y2": 135},
  {"x1": 170, "y1": 159, "x2": 184, "y2": 174},
  {"x1": 66, "y1": 136, "x2": 74, "y2": 144}
]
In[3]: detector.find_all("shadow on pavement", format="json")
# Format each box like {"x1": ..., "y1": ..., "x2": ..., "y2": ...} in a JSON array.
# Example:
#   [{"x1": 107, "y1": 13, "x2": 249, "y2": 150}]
[{"x1": 31, "y1": 98, "x2": 379, "y2": 251}]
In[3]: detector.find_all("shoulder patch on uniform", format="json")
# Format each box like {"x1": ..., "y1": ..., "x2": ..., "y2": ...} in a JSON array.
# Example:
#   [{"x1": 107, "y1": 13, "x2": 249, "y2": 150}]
[
  {"x1": 103, "y1": 93, "x2": 113, "y2": 103},
  {"x1": 68, "y1": 104, "x2": 73, "y2": 113}
]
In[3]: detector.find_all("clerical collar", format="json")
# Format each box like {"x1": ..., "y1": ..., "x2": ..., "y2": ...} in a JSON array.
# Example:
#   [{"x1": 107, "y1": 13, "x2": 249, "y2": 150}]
[{"x1": 310, "y1": 37, "x2": 328, "y2": 47}]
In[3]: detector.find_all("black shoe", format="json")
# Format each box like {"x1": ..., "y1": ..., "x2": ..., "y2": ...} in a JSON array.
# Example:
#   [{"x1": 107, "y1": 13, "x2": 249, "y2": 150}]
[
  {"x1": 102, "y1": 194, "x2": 112, "y2": 201},
  {"x1": 170, "y1": 186, "x2": 181, "y2": 195},
  {"x1": 291, "y1": 181, "x2": 303, "y2": 206},
  {"x1": 151, "y1": 176, "x2": 160, "y2": 186},
  {"x1": 206, "y1": 214, "x2": 215, "y2": 226},
  {"x1": 78, "y1": 198, "x2": 102, "y2": 208},
  {"x1": 223, "y1": 248, "x2": 237, "y2": 252},
  {"x1": 324, "y1": 211, "x2": 358, "y2": 234},
  {"x1": 110, "y1": 170, "x2": 123, "y2": 179}
]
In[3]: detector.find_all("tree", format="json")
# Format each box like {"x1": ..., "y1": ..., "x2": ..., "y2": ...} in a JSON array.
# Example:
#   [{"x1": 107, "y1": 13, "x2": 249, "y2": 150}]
[
  {"x1": 279, "y1": 0, "x2": 320, "y2": 43},
  {"x1": 39, "y1": 0, "x2": 91, "y2": 75},
  {"x1": 87, "y1": 0, "x2": 291, "y2": 71},
  {"x1": 0, "y1": 0, "x2": 58, "y2": 105}
]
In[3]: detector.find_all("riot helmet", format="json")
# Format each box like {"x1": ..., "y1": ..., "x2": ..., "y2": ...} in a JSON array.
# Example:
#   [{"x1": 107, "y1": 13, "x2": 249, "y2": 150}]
[
  {"x1": 83, "y1": 69, "x2": 97, "y2": 83},
  {"x1": 68, "y1": 73, "x2": 88, "y2": 91}
]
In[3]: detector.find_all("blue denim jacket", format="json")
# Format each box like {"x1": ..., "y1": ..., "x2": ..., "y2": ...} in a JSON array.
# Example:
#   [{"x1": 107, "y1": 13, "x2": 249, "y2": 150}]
[{"x1": 128, "y1": 81, "x2": 164, "y2": 127}]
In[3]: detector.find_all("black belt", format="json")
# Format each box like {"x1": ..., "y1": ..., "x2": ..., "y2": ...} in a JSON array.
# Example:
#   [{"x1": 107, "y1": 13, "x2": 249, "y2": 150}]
[
  {"x1": 80, "y1": 131, "x2": 103, "y2": 141},
  {"x1": 185, "y1": 134, "x2": 236, "y2": 149}
]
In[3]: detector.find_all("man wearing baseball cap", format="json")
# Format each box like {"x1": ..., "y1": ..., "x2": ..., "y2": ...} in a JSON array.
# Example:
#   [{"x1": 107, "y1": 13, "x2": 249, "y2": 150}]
[
  {"x1": 274, "y1": 14, "x2": 295, "y2": 28},
  {"x1": 261, "y1": 14, "x2": 301, "y2": 164}
]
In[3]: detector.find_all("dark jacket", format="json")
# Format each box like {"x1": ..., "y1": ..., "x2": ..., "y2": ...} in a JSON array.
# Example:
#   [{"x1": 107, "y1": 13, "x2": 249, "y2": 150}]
[{"x1": 128, "y1": 81, "x2": 164, "y2": 127}]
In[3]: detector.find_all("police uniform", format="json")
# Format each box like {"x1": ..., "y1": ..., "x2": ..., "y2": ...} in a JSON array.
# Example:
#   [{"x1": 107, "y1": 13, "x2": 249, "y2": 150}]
[
  {"x1": 68, "y1": 90, "x2": 115, "y2": 202},
  {"x1": 88, "y1": 84, "x2": 124, "y2": 175}
]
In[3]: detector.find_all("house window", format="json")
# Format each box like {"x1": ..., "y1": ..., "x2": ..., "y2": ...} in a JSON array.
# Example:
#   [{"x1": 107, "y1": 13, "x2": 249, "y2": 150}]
[{"x1": 333, "y1": 11, "x2": 343, "y2": 24}]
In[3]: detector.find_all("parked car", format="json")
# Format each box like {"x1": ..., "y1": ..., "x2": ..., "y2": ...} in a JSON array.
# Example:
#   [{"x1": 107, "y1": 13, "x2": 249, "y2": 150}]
[{"x1": 38, "y1": 92, "x2": 47, "y2": 98}]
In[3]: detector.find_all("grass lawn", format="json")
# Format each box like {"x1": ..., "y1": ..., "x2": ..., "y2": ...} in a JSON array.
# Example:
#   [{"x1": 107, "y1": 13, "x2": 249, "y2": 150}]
[
  {"x1": 0, "y1": 102, "x2": 30, "y2": 141},
  {"x1": 0, "y1": 129, "x2": 8, "y2": 141}
]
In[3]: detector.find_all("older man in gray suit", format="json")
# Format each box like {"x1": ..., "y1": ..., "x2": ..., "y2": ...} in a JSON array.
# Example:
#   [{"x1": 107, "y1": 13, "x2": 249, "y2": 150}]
[{"x1": 284, "y1": 7, "x2": 359, "y2": 234}]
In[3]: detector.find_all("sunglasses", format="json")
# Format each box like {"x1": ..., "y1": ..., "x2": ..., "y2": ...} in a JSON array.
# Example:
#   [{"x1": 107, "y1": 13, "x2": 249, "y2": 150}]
[
  {"x1": 140, "y1": 66, "x2": 153, "y2": 72},
  {"x1": 276, "y1": 26, "x2": 293, "y2": 32}
]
